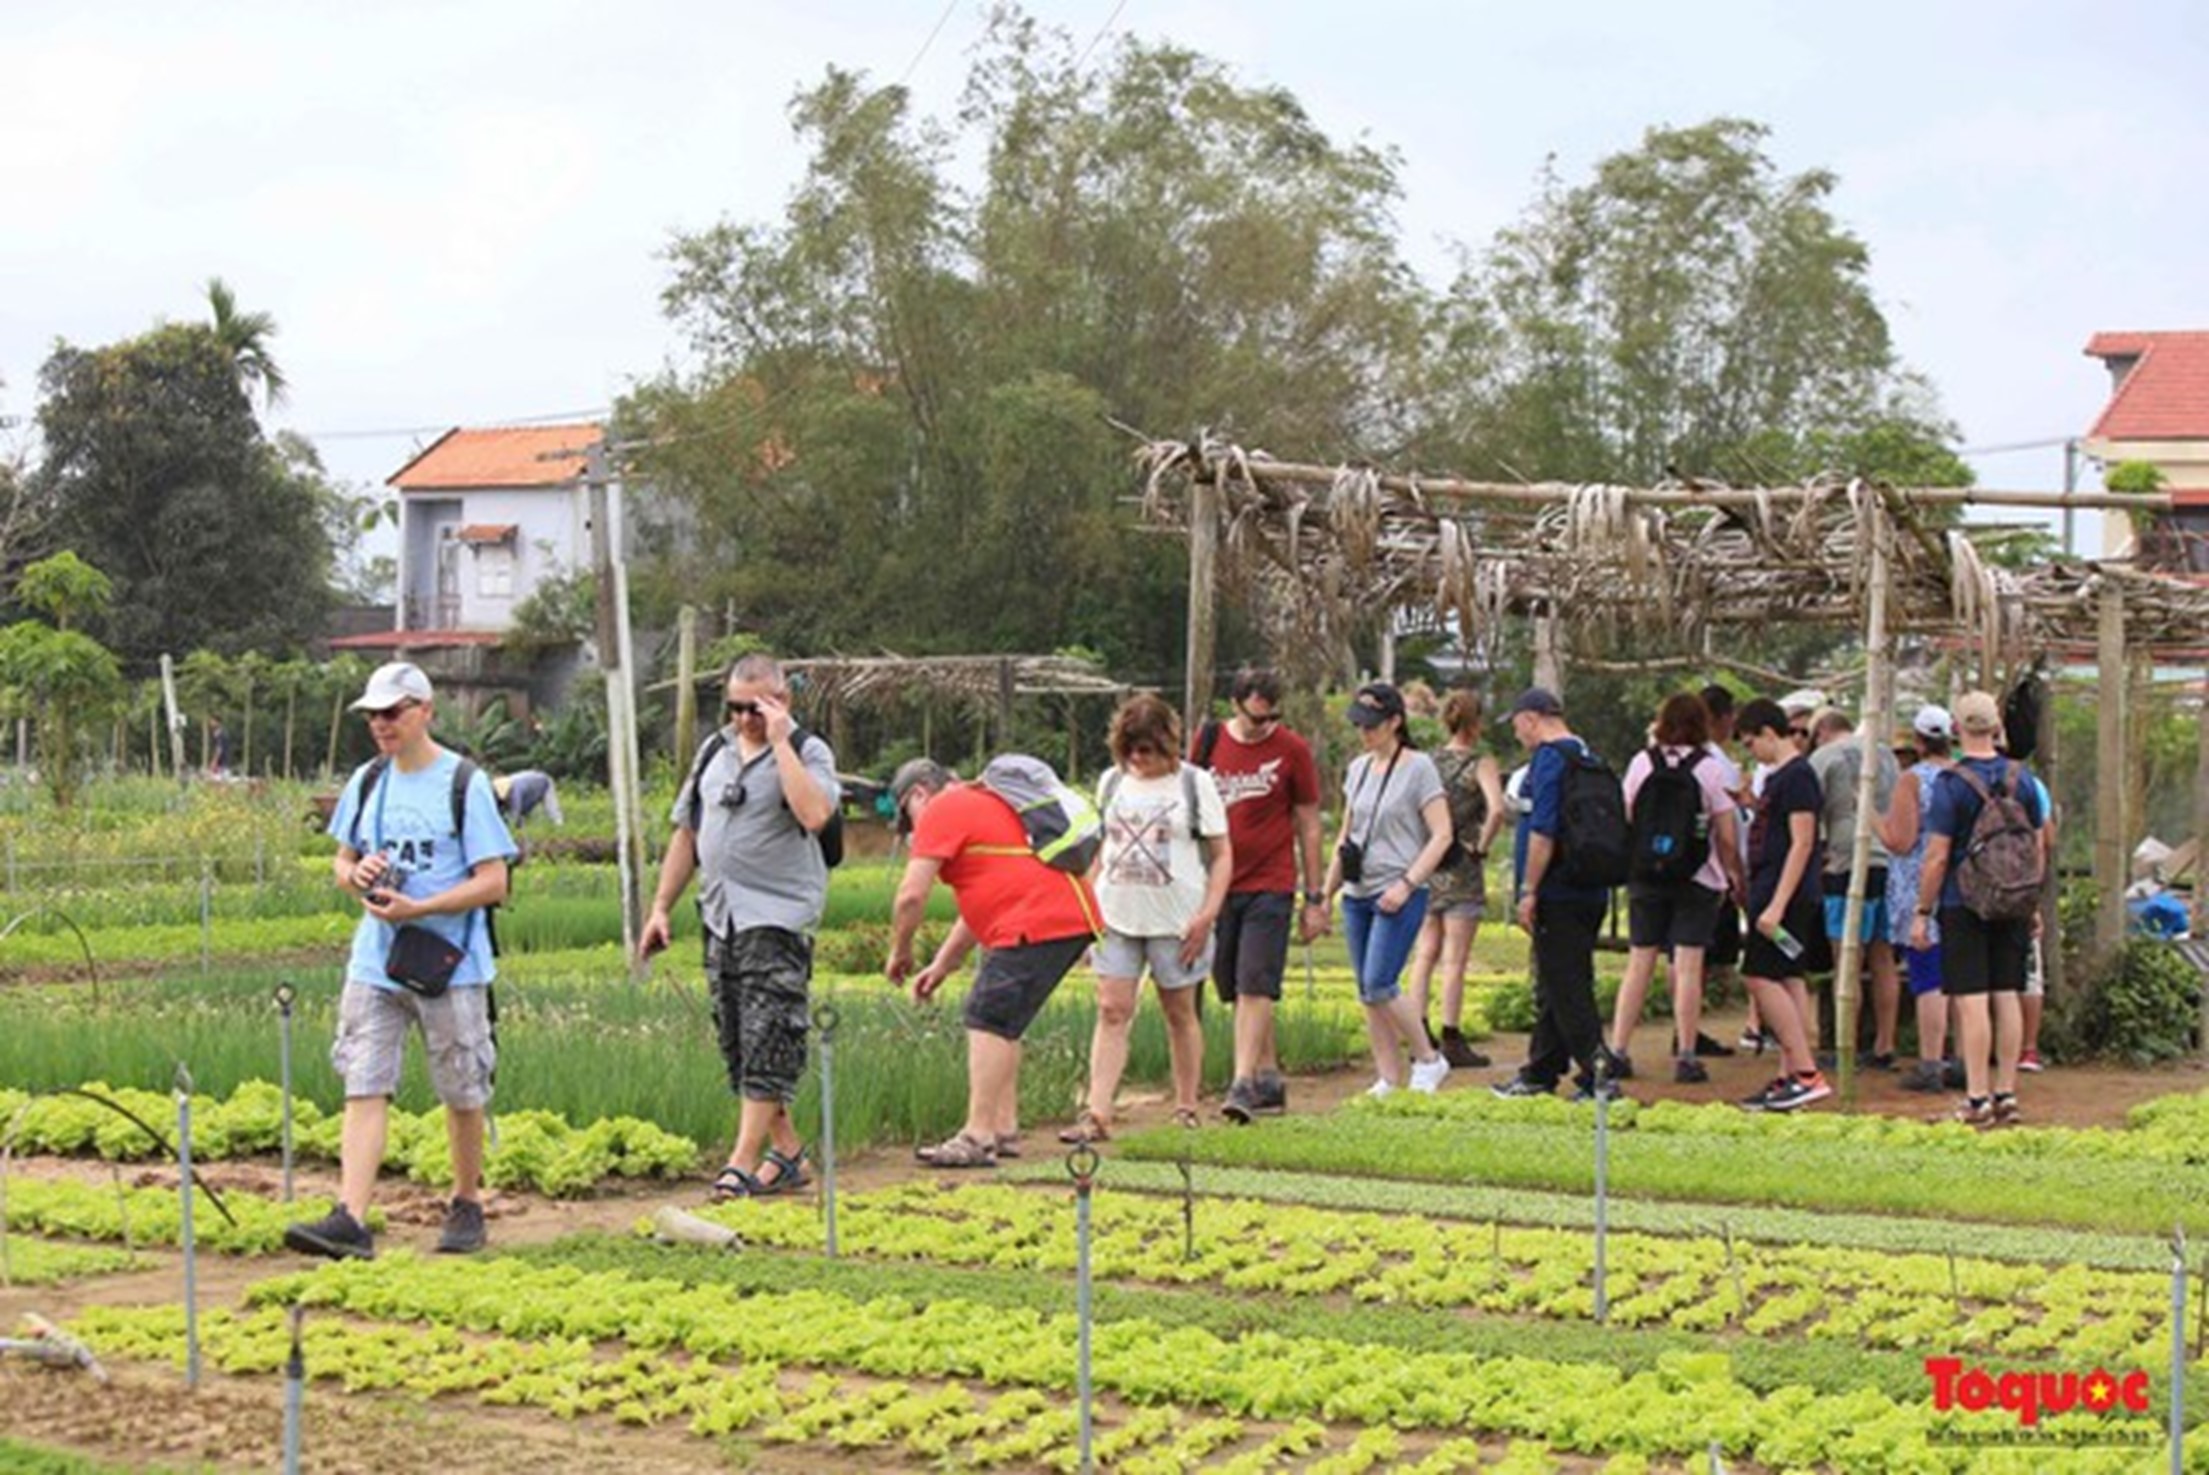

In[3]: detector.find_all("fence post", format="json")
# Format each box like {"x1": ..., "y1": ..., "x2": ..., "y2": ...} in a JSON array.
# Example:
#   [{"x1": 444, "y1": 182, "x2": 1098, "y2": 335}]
[{"x1": 175, "y1": 1064, "x2": 200, "y2": 1391}]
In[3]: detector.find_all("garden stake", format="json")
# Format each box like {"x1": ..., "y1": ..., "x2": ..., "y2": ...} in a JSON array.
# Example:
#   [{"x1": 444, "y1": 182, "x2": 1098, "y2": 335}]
[
  {"x1": 815, "y1": 1002, "x2": 841, "y2": 1259},
  {"x1": 1069, "y1": 1143, "x2": 1100, "y2": 1475},
  {"x1": 2195, "y1": 1248, "x2": 2208, "y2": 1359},
  {"x1": 198, "y1": 859, "x2": 213, "y2": 974},
  {"x1": 1178, "y1": 1144, "x2": 1195, "y2": 1263},
  {"x1": 1592, "y1": 1054, "x2": 1610, "y2": 1324},
  {"x1": 282, "y1": 1305, "x2": 305, "y2": 1475},
  {"x1": 1721, "y1": 1222, "x2": 1744, "y2": 1323},
  {"x1": 1707, "y1": 1441, "x2": 1727, "y2": 1474},
  {"x1": 275, "y1": 983, "x2": 297, "y2": 1203},
  {"x1": 2172, "y1": 1225, "x2": 2186, "y2": 1475},
  {"x1": 175, "y1": 1063, "x2": 200, "y2": 1390}
]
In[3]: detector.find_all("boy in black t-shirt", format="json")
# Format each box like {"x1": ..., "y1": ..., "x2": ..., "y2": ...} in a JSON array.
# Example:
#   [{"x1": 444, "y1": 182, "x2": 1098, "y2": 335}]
[{"x1": 1735, "y1": 699, "x2": 1830, "y2": 1111}]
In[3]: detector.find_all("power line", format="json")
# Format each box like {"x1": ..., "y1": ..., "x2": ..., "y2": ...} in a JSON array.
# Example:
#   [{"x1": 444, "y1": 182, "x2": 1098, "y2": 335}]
[
  {"x1": 294, "y1": 406, "x2": 611, "y2": 441},
  {"x1": 897, "y1": 0, "x2": 961, "y2": 87},
  {"x1": 1958, "y1": 435, "x2": 2074, "y2": 458},
  {"x1": 1073, "y1": 0, "x2": 1130, "y2": 71}
]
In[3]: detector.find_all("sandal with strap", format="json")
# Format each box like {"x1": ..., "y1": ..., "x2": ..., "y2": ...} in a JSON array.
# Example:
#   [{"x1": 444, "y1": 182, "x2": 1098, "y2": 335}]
[
  {"x1": 994, "y1": 1133, "x2": 1024, "y2": 1159},
  {"x1": 915, "y1": 1130, "x2": 999, "y2": 1168},
  {"x1": 1171, "y1": 1107, "x2": 1201, "y2": 1130},
  {"x1": 1057, "y1": 1110, "x2": 1111, "y2": 1145},
  {"x1": 756, "y1": 1145, "x2": 812, "y2": 1194},
  {"x1": 708, "y1": 1164, "x2": 765, "y2": 1202}
]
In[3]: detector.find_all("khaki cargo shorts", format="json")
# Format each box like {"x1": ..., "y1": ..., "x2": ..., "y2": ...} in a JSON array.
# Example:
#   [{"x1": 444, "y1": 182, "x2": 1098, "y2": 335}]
[{"x1": 331, "y1": 979, "x2": 496, "y2": 1109}]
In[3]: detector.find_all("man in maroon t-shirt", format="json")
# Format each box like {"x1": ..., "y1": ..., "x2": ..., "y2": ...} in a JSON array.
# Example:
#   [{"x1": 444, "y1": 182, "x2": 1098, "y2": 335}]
[{"x1": 1193, "y1": 667, "x2": 1325, "y2": 1122}]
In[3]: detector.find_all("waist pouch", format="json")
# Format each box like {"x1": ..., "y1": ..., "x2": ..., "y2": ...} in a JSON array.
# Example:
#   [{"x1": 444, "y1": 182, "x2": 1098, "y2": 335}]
[{"x1": 385, "y1": 923, "x2": 465, "y2": 998}]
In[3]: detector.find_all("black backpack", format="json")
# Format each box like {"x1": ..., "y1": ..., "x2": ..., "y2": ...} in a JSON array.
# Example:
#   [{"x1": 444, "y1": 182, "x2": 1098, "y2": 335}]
[
  {"x1": 682, "y1": 728, "x2": 845, "y2": 867},
  {"x1": 1191, "y1": 719, "x2": 1225, "y2": 769},
  {"x1": 349, "y1": 754, "x2": 504, "y2": 954},
  {"x1": 1627, "y1": 747, "x2": 1710, "y2": 886},
  {"x1": 1554, "y1": 742, "x2": 1631, "y2": 889}
]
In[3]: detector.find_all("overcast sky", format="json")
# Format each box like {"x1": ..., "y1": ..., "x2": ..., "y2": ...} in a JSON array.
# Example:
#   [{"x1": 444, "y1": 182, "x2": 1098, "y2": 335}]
[{"x1": 6, "y1": 1, "x2": 2202, "y2": 556}]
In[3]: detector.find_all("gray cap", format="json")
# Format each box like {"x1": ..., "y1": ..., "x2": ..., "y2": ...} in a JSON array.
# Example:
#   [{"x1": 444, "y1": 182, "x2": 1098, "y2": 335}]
[{"x1": 889, "y1": 758, "x2": 952, "y2": 832}]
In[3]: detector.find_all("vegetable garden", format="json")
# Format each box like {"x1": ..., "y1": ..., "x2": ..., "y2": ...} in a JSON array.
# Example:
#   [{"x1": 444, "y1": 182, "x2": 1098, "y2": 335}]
[{"x1": 5, "y1": 778, "x2": 2209, "y2": 1472}]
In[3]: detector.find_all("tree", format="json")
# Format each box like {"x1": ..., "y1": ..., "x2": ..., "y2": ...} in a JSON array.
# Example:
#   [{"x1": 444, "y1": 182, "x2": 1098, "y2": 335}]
[
  {"x1": 635, "y1": 8, "x2": 1428, "y2": 675},
  {"x1": 205, "y1": 276, "x2": 288, "y2": 408},
  {"x1": 0, "y1": 552, "x2": 125, "y2": 807},
  {"x1": 1426, "y1": 118, "x2": 1962, "y2": 488},
  {"x1": 35, "y1": 324, "x2": 335, "y2": 663}
]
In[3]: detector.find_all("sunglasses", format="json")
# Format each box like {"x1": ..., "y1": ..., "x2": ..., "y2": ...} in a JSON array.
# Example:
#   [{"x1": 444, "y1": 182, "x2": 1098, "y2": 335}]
[
  {"x1": 363, "y1": 700, "x2": 420, "y2": 723},
  {"x1": 1237, "y1": 702, "x2": 1281, "y2": 728},
  {"x1": 725, "y1": 700, "x2": 762, "y2": 717},
  {"x1": 1789, "y1": 726, "x2": 1810, "y2": 739}
]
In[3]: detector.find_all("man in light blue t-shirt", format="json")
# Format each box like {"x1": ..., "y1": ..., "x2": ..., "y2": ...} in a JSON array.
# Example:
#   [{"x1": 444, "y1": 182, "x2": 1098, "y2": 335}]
[{"x1": 285, "y1": 662, "x2": 517, "y2": 1261}]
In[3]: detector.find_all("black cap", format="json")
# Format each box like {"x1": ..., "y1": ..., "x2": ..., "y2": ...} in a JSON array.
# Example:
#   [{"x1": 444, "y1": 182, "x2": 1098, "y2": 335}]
[
  {"x1": 1347, "y1": 682, "x2": 1407, "y2": 729},
  {"x1": 1507, "y1": 686, "x2": 1563, "y2": 718},
  {"x1": 889, "y1": 758, "x2": 951, "y2": 833}
]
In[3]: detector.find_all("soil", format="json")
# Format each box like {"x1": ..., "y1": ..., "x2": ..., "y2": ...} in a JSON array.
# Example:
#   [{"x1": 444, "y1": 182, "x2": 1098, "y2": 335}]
[{"x1": 4, "y1": 1003, "x2": 2202, "y2": 1471}]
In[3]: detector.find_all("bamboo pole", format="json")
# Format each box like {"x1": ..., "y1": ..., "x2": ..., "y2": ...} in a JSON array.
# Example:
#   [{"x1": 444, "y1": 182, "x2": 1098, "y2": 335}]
[
  {"x1": 1833, "y1": 501, "x2": 1892, "y2": 1108},
  {"x1": 1184, "y1": 475, "x2": 1221, "y2": 737},
  {"x1": 674, "y1": 607, "x2": 699, "y2": 774},
  {"x1": 2095, "y1": 585, "x2": 2130, "y2": 961}
]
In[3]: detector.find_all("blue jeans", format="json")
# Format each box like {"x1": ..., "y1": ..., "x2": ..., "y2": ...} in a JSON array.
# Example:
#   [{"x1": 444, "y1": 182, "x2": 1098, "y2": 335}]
[{"x1": 1341, "y1": 889, "x2": 1431, "y2": 1005}]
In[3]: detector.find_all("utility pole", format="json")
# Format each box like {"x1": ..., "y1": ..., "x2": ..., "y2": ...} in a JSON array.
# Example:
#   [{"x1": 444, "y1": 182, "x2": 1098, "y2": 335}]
[
  {"x1": 159, "y1": 654, "x2": 188, "y2": 784},
  {"x1": 2062, "y1": 439, "x2": 2079, "y2": 558},
  {"x1": 585, "y1": 441, "x2": 648, "y2": 974}
]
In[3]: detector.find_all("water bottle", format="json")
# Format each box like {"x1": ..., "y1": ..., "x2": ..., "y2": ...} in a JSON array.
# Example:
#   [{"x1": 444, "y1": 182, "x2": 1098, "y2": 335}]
[{"x1": 1771, "y1": 924, "x2": 1805, "y2": 961}]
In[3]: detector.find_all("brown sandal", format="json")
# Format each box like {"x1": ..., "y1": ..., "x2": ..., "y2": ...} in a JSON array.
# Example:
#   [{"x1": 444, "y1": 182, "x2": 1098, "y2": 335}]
[
  {"x1": 1056, "y1": 1110, "x2": 1111, "y2": 1145},
  {"x1": 1171, "y1": 1107, "x2": 1201, "y2": 1129}
]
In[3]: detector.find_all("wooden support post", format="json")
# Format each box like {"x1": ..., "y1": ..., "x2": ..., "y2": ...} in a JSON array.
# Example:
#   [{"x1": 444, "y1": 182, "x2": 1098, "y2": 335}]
[
  {"x1": 674, "y1": 606, "x2": 699, "y2": 772},
  {"x1": 997, "y1": 658, "x2": 1016, "y2": 753},
  {"x1": 587, "y1": 447, "x2": 647, "y2": 977},
  {"x1": 2094, "y1": 584, "x2": 2129, "y2": 961},
  {"x1": 2196, "y1": 670, "x2": 2209, "y2": 1062},
  {"x1": 2037, "y1": 675, "x2": 2065, "y2": 1005},
  {"x1": 159, "y1": 655, "x2": 187, "y2": 786},
  {"x1": 1534, "y1": 609, "x2": 1563, "y2": 694},
  {"x1": 1184, "y1": 475, "x2": 1220, "y2": 734},
  {"x1": 1833, "y1": 506, "x2": 1892, "y2": 1109}
]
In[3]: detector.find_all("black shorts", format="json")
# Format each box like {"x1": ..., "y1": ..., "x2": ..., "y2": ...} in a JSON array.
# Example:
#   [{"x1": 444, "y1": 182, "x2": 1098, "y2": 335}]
[
  {"x1": 1939, "y1": 907, "x2": 2031, "y2": 996},
  {"x1": 1211, "y1": 890, "x2": 1293, "y2": 1005},
  {"x1": 1742, "y1": 889, "x2": 1823, "y2": 982},
  {"x1": 707, "y1": 926, "x2": 813, "y2": 1104},
  {"x1": 1706, "y1": 899, "x2": 1743, "y2": 968},
  {"x1": 964, "y1": 934, "x2": 1091, "y2": 1040},
  {"x1": 1627, "y1": 882, "x2": 1723, "y2": 951}
]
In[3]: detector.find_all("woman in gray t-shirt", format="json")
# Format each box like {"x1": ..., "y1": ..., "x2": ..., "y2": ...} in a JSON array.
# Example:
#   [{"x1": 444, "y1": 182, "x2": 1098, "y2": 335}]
[{"x1": 1322, "y1": 683, "x2": 1457, "y2": 1097}]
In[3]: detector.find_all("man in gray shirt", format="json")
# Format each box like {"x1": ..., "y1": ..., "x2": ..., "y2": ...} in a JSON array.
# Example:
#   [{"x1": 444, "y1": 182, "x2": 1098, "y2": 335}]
[
  {"x1": 640, "y1": 653, "x2": 840, "y2": 1199},
  {"x1": 1806, "y1": 707, "x2": 1901, "y2": 1067}
]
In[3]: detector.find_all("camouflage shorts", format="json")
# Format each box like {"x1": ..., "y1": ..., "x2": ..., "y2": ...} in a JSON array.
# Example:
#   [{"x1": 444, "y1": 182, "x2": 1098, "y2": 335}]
[{"x1": 707, "y1": 926, "x2": 813, "y2": 1104}]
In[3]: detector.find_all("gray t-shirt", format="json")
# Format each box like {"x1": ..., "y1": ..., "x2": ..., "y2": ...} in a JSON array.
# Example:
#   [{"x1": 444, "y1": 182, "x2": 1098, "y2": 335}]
[
  {"x1": 1807, "y1": 738, "x2": 1898, "y2": 874},
  {"x1": 1339, "y1": 748, "x2": 1446, "y2": 899},
  {"x1": 671, "y1": 727, "x2": 842, "y2": 936}
]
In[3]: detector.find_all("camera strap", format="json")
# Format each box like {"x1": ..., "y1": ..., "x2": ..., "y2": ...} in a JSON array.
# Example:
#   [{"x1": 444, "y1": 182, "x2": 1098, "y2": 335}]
[{"x1": 1351, "y1": 748, "x2": 1401, "y2": 852}]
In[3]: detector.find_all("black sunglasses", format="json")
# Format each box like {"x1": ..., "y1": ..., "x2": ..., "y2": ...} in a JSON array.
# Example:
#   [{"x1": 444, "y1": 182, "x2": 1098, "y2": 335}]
[
  {"x1": 363, "y1": 701, "x2": 420, "y2": 723},
  {"x1": 725, "y1": 700, "x2": 761, "y2": 717}
]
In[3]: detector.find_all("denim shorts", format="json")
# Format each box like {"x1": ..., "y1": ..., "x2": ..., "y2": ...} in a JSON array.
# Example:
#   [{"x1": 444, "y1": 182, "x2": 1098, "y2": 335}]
[{"x1": 1340, "y1": 888, "x2": 1431, "y2": 1005}]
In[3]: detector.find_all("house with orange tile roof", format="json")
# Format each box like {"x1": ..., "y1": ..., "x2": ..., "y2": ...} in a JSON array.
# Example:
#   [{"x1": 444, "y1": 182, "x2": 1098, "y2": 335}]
[
  {"x1": 2082, "y1": 332, "x2": 2209, "y2": 572},
  {"x1": 372, "y1": 422, "x2": 605, "y2": 639}
]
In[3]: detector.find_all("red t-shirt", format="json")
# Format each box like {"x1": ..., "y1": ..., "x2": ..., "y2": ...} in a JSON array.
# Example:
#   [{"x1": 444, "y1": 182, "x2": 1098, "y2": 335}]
[
  {"x1": 911, "y1": 783, "x2": 1099, "y2": 949},
  {"x1": 1194, "y1": 722, "x2": 1320, "y2": 894}
]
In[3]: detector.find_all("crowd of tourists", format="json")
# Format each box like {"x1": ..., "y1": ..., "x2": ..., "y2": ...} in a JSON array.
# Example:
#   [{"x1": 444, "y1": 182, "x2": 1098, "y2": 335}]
[{"x1": 282, "y1": 654, "x2": 2051, "y2": 1258}]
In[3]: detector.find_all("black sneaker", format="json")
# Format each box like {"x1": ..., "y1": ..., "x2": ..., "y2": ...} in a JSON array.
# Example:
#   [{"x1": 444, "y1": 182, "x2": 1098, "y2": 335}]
[
  {"x1": 284, "y1": 1205, "x2": 375, "y2": 1261},
  {"x1": 1221, "y1": 1078, "x2": 1257, "y2": 1124},
  {"x1": 1250, "y1": 1071, "x2": 1288, "y2": 1115},
  {"x1": 1941, "y1": 1058, "x2": 1967, "y2": 1090},
  {"x1": 1599, "y1": 1048, "x2": 1635, "y2": 1081},
  {"x1": 1439, "y1": 1028, "x2": 1491, "y2": 1070},
  {"x1": 1898, "y1": 1060, "x2": 1946, "y2": 1093},
  {"x1": 436, "y1": 1198, "x2": 487, "y2": 1255},
  {"x1": 1692, "y1": 1031, "x2": 1736, "y2": 1058},
  {"x1": 1569, "y1": 1078, "x2": 1624, "y2": 1104},
  {"x1": 1491, "y1": 1075, "x2": 1554, "y2": 1100},
  {"x1": 1673, "y1": 1055, "x2": 1709, "y2": 1084}
]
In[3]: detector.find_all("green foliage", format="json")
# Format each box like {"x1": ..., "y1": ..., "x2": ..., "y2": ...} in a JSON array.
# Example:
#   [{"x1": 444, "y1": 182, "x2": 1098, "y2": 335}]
[
  {"x1": 33, "y1": 321, "x2": 333, "y2": 661},
  {"x1": 0, "y1": 555, "x2": 126, "y2": 806},
  {"x1": 12, "y1": 550, "x2": 112, "y2": 632},
  {"x1": 2104, "y1": 459, "x2": 2167, "y2": 494},
  {"x1": 2052, "y1": 937, "x2": 2202, "y2": 1065},
  {"x1": 499, "y1": 563, "x2": 595, "y2": 652}
]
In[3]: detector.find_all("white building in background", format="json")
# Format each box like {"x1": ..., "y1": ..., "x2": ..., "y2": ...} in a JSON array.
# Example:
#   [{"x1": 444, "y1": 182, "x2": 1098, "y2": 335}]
[{"x1": 386, "y1": 422, "x2": 606, "y2": 633}]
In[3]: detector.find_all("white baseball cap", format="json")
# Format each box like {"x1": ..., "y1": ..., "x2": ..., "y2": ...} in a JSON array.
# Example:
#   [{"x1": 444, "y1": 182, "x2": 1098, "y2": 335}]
[
  {"x1": 1911, "y1": 704, "x2": 1955, "y2": 740},
  {"x1": 351, "y1": 661, "x2": 435, "y2": 710}
]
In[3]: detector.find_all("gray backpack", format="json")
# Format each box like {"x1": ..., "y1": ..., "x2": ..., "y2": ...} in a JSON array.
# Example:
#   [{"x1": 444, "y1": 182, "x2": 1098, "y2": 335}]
[
  {"x1": 1952, "y1": 763, "x2": 2044, "y2": 921},
  {"x1": 976, "y1": 754, "x2": 1103, "y2": 874}
]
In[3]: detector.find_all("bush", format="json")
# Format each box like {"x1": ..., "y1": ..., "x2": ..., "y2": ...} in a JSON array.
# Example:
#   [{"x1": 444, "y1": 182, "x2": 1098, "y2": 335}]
[{"x1": 2048, "y1": 935, "x2": 2201, "y2": 1065}]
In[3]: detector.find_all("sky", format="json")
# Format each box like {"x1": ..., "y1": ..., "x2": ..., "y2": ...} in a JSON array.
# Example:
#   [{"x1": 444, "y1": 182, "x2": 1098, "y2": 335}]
[{"x1": 5, "y1": 1, "x2": 2204, "y2": 560}]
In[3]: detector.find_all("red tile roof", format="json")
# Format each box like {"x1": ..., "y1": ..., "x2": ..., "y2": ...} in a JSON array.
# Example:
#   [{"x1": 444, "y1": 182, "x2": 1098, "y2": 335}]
[
  {"x1": 2084, "y1": 332, "x2": 2209, "y2": 441},
  {"x1": 387, "y1": 423, "x2": 603, "y2": 490}
]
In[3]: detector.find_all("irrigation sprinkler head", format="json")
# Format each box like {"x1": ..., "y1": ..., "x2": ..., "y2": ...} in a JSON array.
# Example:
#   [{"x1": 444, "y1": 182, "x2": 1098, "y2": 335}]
[
  {"x1": 172, "y1": 1062, "x2": 194, "y2": 1098},
  {"x1": 1065, "y1": 1144, "x2": 1100, "y2": 1189},
  {"x1": 274, "y1": 983, "x2": 297, "y2": 1011},
  {"x1": 811, "y1": 1002, "x2": 841, "y2": 1041}
]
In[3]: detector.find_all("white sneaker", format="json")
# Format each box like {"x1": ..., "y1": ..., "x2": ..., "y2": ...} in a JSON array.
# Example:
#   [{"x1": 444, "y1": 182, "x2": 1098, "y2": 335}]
[
  {"x1": 1409, "y1": 1055, "x2": 1452, "y2": 1094},
  {"x1": 1365, "y1": 1077, "x2": 1397, "y2": 1098}
]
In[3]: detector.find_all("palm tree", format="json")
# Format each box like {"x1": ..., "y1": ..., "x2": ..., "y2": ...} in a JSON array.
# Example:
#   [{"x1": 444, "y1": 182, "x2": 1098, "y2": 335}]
[{"x1": 205, "y1": 276, "x2": 288, "y2": 408}]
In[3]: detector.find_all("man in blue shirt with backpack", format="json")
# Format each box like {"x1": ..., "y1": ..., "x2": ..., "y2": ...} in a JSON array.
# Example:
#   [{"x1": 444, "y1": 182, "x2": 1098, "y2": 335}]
[
  {"x1": 1911, "y1": 690, "x2": 2049, "y2": 1128},
  {"x1": 285, "y1": 662, "x2": 517, "y2": 1261},
  {"x1": 1493, "y1": 688, "x2": 1617, "y2": 1101}
]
